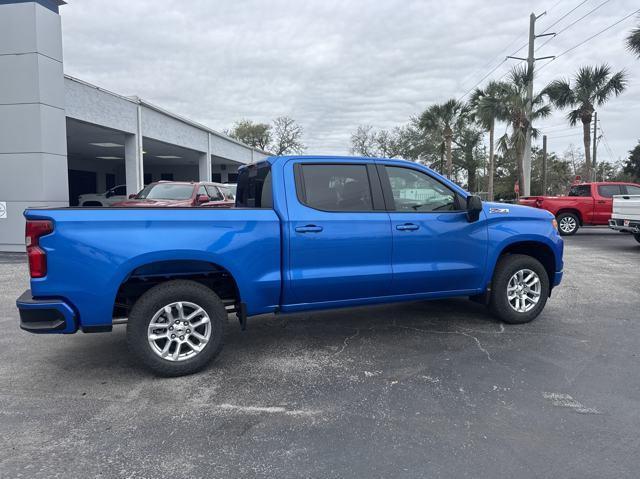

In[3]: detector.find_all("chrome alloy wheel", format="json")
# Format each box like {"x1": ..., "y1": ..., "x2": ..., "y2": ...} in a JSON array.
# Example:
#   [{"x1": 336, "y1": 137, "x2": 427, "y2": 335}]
[
  {"x1": 507, "y1": 269, "x2": 541, "y2": 313},
  {"x1": 558, "y1": 216, "x2": 577, "y2": 234},
  {"x1": 147, "y1": 301, "x2": 211, "y2": 362}
]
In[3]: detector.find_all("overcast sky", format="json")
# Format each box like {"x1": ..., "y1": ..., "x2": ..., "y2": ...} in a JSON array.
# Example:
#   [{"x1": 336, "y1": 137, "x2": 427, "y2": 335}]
[{"x1": 61, "y1": 0, "x2": 639, "y2": 163}]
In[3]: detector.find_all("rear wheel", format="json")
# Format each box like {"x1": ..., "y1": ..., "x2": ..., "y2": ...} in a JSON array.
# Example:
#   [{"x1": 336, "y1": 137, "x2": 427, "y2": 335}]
[
  {"x1": 489, "y1": 254, "x2": 549, "y2": 324},
  {"x1": 556, "y1": 212, "x2": 579, "y2": 236},
  {"x1": 127, "y1": 280, "x2": 225, "y2": 376}
]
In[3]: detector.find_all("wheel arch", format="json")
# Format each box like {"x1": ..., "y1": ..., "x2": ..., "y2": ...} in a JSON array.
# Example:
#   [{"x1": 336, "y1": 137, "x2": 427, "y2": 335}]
[
  {"x1": 556, "y1": 208, "x2": 583, "y2": 225},
  {"x1": 113, "y1": 258, "x2": 241, "y2": 319},
  {"x1": 494, "y1": 241, "x2": 556, "y2": 290}
]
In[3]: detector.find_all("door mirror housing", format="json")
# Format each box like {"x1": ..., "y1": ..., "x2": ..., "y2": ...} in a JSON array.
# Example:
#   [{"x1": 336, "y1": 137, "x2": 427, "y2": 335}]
[
  {"x1": 196, "y1": 194, "x2": 210, "y2": 205},
  {"x1": 466, "y1": 195, "x2": 483, "y2": 222},
  {"x1": 128, "y1": 193, "x2": 137, "y2": 199}
]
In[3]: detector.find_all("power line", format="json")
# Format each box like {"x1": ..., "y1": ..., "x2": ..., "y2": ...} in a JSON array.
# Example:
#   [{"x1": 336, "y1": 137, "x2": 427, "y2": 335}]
[
  {"x1": 456, "y1": 0, "x2": 572, "y2": 100},
  {"x1": 535, "y1": 0, "x2": 612, "y2": 52},
  {"x1": 538, "y1": 8, "x2": 640, "y2": 71}
]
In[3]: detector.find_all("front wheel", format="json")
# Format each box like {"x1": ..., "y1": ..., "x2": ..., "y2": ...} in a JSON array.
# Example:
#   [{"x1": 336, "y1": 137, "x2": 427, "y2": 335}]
[
  {"x1": 489, "y1": 254, "x2": 549, "y2": 324},
  {"x1": 556, "y1": 212, "x2": 579, "y2": 236},
  {"x1": 127, "y1": 280, "x2": 225, "y2": 376},
  {"x1": 634, "y1": 233, "x2": 640, "y2": 244}
]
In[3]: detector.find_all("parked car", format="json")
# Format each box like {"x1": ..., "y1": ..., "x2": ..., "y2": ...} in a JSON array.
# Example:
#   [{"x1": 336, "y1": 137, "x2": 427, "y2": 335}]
[
  {"x1": 112, "y1": 181, "x2": 234, "y2": 208},
  {"x1": 78, "y1": 184, "x2": 127, "y2": 207},
  {"x1": 518, "y1": 182, "x2": 640, "y2": 236},
  {"x1": 17, "y1": 156, "x2": 563, "y2": 376},
  {"x1": 608, "y1": 194, "x2": 640, "y2": 243}
]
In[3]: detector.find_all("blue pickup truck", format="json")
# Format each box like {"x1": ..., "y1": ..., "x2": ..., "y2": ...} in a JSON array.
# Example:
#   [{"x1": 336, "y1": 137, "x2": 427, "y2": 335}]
[{"x1": 17, "y1": 156, "x2": 563, "y2": 376}]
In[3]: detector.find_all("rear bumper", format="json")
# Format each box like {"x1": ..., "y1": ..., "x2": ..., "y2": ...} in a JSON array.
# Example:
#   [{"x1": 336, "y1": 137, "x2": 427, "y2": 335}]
[
  {"x1": 16, "y1": 290, "x2": 78, "y2": 334},
  {"x1": 608, "y1": 219, "x2": 640, "y2": 234}
]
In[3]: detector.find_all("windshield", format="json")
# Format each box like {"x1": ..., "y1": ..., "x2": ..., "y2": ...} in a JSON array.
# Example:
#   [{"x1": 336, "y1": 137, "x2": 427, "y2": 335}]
[
  {"x1": 137, "y1": 183, "x2": 194, "y2": 200},
  {"x1": 226, "y1": 184, "x2": 237, "y2": 198}
]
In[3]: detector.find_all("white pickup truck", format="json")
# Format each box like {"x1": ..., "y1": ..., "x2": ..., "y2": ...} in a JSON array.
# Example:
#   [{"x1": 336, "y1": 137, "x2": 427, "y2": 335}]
[{"x1": 609, "y1": 195, "x2": 640, "y2": 243}]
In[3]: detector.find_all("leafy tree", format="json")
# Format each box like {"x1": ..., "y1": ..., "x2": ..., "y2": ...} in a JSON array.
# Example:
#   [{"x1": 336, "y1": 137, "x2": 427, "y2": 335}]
[
  {"x1": 626, "y1": 18, "x2": 640, "y2": 58},
  {"x1": 271, "y1": 116, "x2": 306, "y2": 155},
  {"x1": 544, "y1": 65, "x2": 627, "y2": 176},
  {"x1": 499, "y1": 66, "x2": 551, "y2": 190},
  {"x1": 623, "y1": 141, "x2": 640, "y2": 181},
  {"x1": 453, "y1": 125, "x2": 484, "y2": 192},
  {"x1": 419, "y1": 99, "x2": 468, "y2": 179},
  {"x1": 469, "y1": 81, "x2": 508, "y2": 200},
  {"x1": 227, "y1": 120, "x2": 271, "y2": 150}
]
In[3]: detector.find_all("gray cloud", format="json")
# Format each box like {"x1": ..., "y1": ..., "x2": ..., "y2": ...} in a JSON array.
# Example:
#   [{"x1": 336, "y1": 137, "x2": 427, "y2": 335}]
[{"x1": 61, "y1": 0, "x2": 640, "y2": 162}]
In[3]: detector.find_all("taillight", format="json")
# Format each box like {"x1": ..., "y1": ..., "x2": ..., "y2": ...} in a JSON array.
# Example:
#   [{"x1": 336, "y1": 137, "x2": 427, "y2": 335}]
[{"x1": 25, "y1": 220, "x2": 53, "y2": 278}]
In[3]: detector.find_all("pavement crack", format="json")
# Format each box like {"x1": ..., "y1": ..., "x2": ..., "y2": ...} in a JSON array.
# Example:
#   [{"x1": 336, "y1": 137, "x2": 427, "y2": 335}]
[
  {"x1": 334, "y1": 328, "x2": 360, "y2": 355},
  {"x1": 393, "y1": 324, "x2": 493, "y2": 361}
]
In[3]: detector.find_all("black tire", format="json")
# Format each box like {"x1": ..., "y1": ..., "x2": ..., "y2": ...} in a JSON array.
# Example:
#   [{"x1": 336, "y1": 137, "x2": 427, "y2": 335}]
[
  {"x1": 634, "y1": 233, "x2": 640, "y2": 244},
  {"x1": 126, "y1": 280, "x2": 225, "y2": 376},
  {"x1": 489, "y1": 254, "x2": 549, "y2": 324},
  {"x1": 556, "y1": 212, "x2": 579, "y2": 236},
  {"x1": 81, "y1": 201, "x2": 103, "y2": 207}
]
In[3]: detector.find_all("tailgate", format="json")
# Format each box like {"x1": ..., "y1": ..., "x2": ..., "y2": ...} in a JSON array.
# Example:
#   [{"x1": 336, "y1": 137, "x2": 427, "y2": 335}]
[{"x1": 612, "y1": 195, "x2": 640, "y2": 221}]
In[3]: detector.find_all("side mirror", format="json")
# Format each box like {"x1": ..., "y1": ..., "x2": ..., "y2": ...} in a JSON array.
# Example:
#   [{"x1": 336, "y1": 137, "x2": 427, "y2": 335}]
[
  {"x1": 196, "y1": 194, "x2": 209, "y2": 205},
  {"x1": 466, "y1": 195, "x2": 482, "y2": 222},
  {"x1": 128, "y1": 194, "x2": 137, "y2": 199}
]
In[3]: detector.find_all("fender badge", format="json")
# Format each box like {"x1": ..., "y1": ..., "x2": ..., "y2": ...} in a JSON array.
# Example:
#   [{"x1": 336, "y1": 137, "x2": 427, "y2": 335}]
[{"x1": 489, "y1": 207, "x2": 510, "y2": 214}]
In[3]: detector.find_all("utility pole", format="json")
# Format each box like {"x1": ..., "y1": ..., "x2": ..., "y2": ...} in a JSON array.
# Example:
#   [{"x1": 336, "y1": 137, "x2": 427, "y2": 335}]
[
  {"x1": 542, "y1": 134, "x2": 548, "y2": 195},
  {"x1": 592, "y1": 111, "x2": 598, "y2": 181},
  {"x1": 507, "y1": 12, "x2": 555, "y2": 197}
]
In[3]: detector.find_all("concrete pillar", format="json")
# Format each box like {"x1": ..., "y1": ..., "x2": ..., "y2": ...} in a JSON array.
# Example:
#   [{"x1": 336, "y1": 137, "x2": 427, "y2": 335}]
[
  {"x1": 0, "y1": 0, "x2": 67, "y2": 252},
  {"x1": 198, "y1": 134, "x2": 212, "y2": 181},
  {"x1": 124, "y1": 105, "x2": 144, "y2": 195}
]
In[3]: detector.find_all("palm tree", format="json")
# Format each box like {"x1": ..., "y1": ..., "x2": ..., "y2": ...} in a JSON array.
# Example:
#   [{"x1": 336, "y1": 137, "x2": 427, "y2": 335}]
[
  {"x1": 626, "y1": 19, "x2": 640, "y2": 58},
  {"x1": 500, "y1": 66, "x2": 551, "y2": 191},
  {"x1": 543, "y1": 65, "x2": 627, "y2": 177},
  {"x1": 419, "y1": 99, "x2": 468, "y2": 179},
  {"x1": 469, "y1": 81, "x2": 508, "y2": 200}
]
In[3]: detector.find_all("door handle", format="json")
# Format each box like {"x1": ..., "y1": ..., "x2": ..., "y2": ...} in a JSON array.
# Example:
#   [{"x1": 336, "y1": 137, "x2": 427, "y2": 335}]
[
  {"x1": 396, "y1": 223, "x2": 419, "y2": 231},
  {"x1": 295, "y1": 225, "x2": 323, "y2": 233},
  {"x1": 597, "y1": 200, "x2": 606, "y2": 204}
]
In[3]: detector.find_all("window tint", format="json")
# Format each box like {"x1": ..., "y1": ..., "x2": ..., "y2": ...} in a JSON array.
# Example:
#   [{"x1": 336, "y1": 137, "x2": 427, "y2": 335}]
[
  {"x1": 597, "y1": 185, "x2": 622, "y2": 198},
  {"x1": 236, "y1": 163, "x2": 272, "y2": 208},
  {"x1": 197, "y1": 186, "x2": 207, "y2": 196},
  {"x1": 113, "y1": 185, "x2": 126, "y2": 196},
  {"x1": 298, "y1": 164, "x2": 373, "y2": 212},
  {"x1": 568, "y1": 185, "x2": 591, "y2": 197},
  {"x1": 205, "y1": 185, "x2": 224, "y2": 201},
  {"x1": 624, "y1": 185, "x2": 640, "y2": 195},
  {"x1": 385, "y1": 166, "x2": 460, "y2": 212}
]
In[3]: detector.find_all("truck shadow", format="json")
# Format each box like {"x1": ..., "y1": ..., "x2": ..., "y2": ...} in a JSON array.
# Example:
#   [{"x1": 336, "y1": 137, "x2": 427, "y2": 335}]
[{"x1": 42, "y1": 297, "x2": 512, "y2": 378}]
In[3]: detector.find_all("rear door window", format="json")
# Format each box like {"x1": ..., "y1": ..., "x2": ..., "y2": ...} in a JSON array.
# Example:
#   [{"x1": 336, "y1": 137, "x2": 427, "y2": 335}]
[
  {"x1": 624, "y1": 185, "x2": 640, "y2": 195},
  {"x1": 597, "y1": 185, "x2": 622, "y2": 198},
  {"x1": 297, "y1": 164, "x2": 374, "y2": 212}
]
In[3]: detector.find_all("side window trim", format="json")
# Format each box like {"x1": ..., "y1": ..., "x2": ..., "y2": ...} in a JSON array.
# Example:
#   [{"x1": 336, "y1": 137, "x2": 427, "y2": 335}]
[
  {"x1": 293, "y1": 162, "x2": 384, "y2": 213},
  {"x1": 376, "y1": 163, "x2": 465, "y2": 213}
]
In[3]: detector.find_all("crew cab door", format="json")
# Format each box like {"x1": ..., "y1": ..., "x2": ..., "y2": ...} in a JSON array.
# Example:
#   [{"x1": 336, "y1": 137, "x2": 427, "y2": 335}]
[
  {"x1": 377, "y1": 163, "x2": 487, "y2": 295},
  {"x1": 593, "y1": 184, "x2": 623, "y2": 224},
  {"x1": 284, "y1": 161, "x2": 392, "y2": 305},
  {"x1": 567, "y1": 184, "x2": 595, "y2": 223}
]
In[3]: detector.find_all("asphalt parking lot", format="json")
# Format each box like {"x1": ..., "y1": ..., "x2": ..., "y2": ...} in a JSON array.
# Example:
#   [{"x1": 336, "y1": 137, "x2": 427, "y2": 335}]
[{"x1": 0, "y1": 228, "x2": 639, "y2": 478}]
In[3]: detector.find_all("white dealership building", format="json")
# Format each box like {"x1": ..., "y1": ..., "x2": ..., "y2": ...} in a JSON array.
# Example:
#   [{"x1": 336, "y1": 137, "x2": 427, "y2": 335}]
[{"x1": 0, "y1": 0, "x2": 268, "y2": 251}]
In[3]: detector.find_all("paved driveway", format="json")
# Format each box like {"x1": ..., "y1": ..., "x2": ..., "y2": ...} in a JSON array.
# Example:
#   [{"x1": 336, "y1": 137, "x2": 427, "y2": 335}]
[{"x1": 0, "y1": 229, "x2": 638, "y2": 478}]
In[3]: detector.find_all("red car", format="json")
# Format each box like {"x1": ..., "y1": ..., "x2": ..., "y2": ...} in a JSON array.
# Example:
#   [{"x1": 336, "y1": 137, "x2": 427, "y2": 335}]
[
  {"x1": 113, "y1": 181, "x2": 235, "y2": 208},
  {"x1": 518, "y1": 181, "x2": 640, "y2": 236}
]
